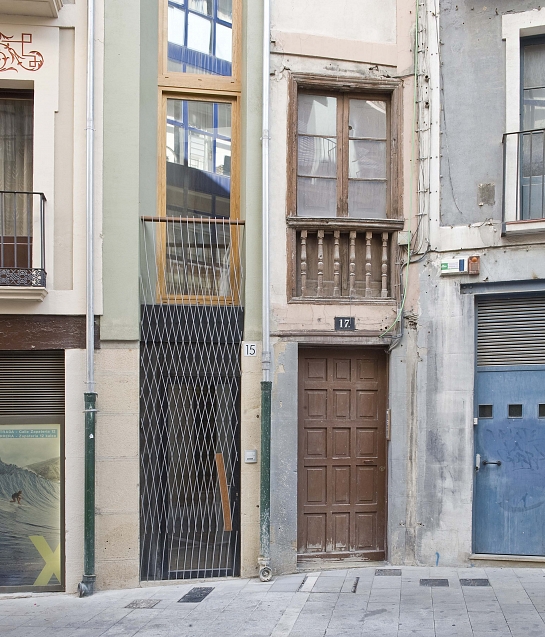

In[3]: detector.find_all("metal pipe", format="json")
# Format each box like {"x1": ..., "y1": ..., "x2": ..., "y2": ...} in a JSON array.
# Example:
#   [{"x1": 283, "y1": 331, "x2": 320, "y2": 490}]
[
  {"x1": 79, "y1": 0, "x2": 97, "y2": 598},
  {"x1": 258, "y1": 0, "x2": 272, "y2": 583}
]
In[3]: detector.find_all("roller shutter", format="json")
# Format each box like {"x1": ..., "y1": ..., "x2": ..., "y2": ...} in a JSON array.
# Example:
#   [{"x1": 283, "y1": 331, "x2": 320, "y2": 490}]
[
  {"x1": 0, "y1": 351, "x2": 64, "y2": 416},
  {"x1": 477, "y1": 296, "x2": 545, "y2": 366}
]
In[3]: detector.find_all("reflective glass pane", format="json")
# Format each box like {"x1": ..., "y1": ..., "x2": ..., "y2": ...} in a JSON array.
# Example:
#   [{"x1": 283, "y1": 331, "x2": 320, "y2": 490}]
[
  {"x1": 168, "y1": 5, "x2": 185, "y2": 47},
  {"x1": 297, "y1": 177, "x2": 337, "y2": 217},
  {"x1": 218, "y1": 0, "x2": 233, "y2": 22},
  {"x1": 216, "y1": 23, "x2": 232, "y2": 62},
  {"x1": 349, "y1": 100, "x2": 386, "y2": 138},
  {"x1": 524, "y1": 43, "x2": 545, "y2": 89},
  {"x1": 298, "y1": 136, "x2": 337, "y2": 177},
  {"x1": 187, "y1": 101, "x2": 213, "y2": 133},
  {"x1": 189, "y1": 0, "x2": 212, "y2": 15},
  {"x1": 167, "y1": 0, "x2": 233, "y2": 76},
  {"x1": 187, "y1": 12, "x2": 212, "y2": 55},
  {"x1": 349, "y1": 140, "x2": 386, "y2": 179},
  {"x1": 215, "y1": 139, "x2": 231, "y2": 176},
  {"x1": 298, "y1": 95, "x2": 337, "y2": 136},
  {"x1": 166, "y1": 100, "x2": 231, "y2": 219},
  {"x1": 217, "y1": 103, "x2": 231, "y2": 137},
  {"x1": 521, "y1": 130, "x2": 545, "y2": 220},
  {"x1": 348, "y1": 181, "x2": 387, "y2": 218},
  {"x1": 523, "y1": 88, "x2": 545, "y2": 130}
]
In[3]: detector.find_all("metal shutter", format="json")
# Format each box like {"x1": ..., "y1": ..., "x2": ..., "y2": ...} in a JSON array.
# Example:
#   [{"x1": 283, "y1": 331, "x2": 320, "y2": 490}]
[
  {"x1": 0, "y1": 351, "x2": 64, "y2": 416},
  {"x1": 477, "y1": 296, "x2": 545, "y2": 366}
]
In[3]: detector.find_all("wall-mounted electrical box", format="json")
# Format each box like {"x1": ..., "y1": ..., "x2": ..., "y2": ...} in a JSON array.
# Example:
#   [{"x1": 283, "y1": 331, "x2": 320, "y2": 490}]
[
  {"x1": 440, "y1": 255, "x2": 480, "y2": 276},
  {"x1": 244, "y1": 450, "x2": 258, "y2": 464}
]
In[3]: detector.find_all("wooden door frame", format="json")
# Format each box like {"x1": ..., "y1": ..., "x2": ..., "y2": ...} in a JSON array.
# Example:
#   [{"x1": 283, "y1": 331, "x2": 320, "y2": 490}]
[{"x1": 296, "y1": 345, "x2": 389, "y2": 563}]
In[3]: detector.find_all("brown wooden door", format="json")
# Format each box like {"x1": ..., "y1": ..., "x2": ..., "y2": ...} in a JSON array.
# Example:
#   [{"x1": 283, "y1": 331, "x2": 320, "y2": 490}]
[{"x1": 298, "y1": 348, "x2": 387, "y2": 560}]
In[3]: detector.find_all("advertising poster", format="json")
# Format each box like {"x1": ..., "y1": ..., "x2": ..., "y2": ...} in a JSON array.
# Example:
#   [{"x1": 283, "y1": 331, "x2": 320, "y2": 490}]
[{"x1": 0, "y1": 423, "x2": 62, "y2": 590}]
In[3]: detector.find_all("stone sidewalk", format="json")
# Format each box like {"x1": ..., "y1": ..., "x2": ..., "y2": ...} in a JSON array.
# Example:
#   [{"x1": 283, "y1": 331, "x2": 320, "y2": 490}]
[{"x1": 1, "y1": 566, "x2": 545, "y2": 636}]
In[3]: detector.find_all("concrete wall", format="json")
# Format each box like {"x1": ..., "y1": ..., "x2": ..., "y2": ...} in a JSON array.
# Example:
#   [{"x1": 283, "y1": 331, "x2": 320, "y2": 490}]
[
  {"x1": 399, "y1": 1, "x2": 545, "y2": 566},
  {"x1": 439, "y1": 1, "x2": 538, "y2": 226},
  {"x1": 267, "y1": 0, "x2": 417, "y2": 574}
]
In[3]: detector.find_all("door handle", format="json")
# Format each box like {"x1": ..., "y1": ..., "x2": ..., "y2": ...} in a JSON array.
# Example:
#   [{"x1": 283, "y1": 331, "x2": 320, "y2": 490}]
[
  {"x1": 482, "y1": 460, "x2": 502, "y2": 466},
  {"x1": 475, "y1": 453, "x2": 481, "y2": 472}
]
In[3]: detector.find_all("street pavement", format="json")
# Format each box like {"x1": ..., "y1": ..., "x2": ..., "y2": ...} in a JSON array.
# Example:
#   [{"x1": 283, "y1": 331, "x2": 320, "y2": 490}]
[{"x1": 1, "y1": 566, "x2": 545, "y2": 636}]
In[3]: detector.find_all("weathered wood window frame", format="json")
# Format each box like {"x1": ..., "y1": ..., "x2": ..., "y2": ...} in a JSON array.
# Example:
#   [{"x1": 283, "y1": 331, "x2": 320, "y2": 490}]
[
  {"x1": 287, "y1": 74, "x2": 403, "y2": 220},
  {"x1": 286, "y1": 74, "x2": 403, "y2": 302}
]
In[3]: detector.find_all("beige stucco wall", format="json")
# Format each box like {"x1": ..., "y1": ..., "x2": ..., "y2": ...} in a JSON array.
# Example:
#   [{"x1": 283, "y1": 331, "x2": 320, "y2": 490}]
[
  {"x1": 94, "y1": 344, "x2": 140, "y2": 590},
  {"x1": 0, "y1": 2, "x2": 104, "y2": 315}
]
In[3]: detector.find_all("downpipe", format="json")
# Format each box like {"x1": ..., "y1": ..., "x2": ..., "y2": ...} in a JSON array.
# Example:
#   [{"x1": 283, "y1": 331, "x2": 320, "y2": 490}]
[
  {"x1": 79, "y1": 0, "x2": 97, "y2": 597},
  {"x1": 259, "y1": 0, "x2": 272, "y2": 583}
]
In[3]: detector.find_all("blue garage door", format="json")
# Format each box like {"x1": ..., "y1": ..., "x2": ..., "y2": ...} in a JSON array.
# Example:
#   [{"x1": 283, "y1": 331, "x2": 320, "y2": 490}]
[{"x1": 474, "y1": 296, "x2": 545, "y2": 555}]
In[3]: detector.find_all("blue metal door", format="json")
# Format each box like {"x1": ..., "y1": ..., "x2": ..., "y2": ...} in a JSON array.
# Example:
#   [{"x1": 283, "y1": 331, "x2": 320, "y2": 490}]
[{"x1": 474, "y1": 367, "x2": 545, "y2": 555}]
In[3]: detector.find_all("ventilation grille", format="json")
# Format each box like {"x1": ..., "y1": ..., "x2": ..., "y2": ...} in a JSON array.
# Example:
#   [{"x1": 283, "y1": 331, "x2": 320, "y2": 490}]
[
  {"x1": 0, "y1": 351, "x2": 64, "y2": 416},
  {"x1": 477, "y1": 296, "x2": 545, "y2": 366}
]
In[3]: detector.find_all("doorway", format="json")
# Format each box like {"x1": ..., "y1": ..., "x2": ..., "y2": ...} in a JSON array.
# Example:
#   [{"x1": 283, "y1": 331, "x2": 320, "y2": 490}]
[{"x1": 298, "y1": 348, "x2": 387, "y2": 561}]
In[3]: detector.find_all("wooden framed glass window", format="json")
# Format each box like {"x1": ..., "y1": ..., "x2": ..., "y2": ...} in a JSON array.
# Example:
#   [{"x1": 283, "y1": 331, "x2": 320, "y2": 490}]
[
  {"x1": 297, "y1": 92, "x2": 390, "y2": 219},
  {"x1": 160, "y1": 0, "x2": 240, "y2": 86},
  {"x1": 156, "y1": 93, "x2": 240, "y2": 304}
]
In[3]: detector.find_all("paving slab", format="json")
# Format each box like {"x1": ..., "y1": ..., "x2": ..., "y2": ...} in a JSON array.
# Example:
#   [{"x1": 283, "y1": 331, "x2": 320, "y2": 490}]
[{"x1": 1, "y1": 566, "x2": 545, "y2": 635}]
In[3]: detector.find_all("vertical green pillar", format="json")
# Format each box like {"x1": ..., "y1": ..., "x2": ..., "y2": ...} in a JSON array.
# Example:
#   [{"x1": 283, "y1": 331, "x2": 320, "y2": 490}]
[
  {"x1": 80, "y1": 392, "x2": 97, "y2": 595},
  {"x1": 259, "y1": 380, "x2": 272, "y2": 581}
]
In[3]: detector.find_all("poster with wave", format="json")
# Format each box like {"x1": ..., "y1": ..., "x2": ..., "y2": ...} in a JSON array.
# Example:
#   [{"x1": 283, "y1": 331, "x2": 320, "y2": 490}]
[{"x1": 0, "y1": 424, "x2": 62, "y2": 590}]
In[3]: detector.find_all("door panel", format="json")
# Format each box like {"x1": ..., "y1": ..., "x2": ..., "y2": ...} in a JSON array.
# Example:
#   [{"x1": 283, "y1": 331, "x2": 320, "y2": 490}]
[
  {"x1": 298, "y1": 348, "x2": 387, "y2": 559},
  {"x1": 474, "y1": 368, "x2": 545, "y2": 555}
]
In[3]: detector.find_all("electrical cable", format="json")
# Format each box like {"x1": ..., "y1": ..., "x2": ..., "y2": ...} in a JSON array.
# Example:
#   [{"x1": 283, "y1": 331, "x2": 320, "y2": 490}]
[{"x1": 380, "y1": 0, "x2": 420, "y2": 338}]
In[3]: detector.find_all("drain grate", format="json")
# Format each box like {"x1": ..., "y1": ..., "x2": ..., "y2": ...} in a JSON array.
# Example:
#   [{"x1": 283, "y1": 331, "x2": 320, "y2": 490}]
[
  {"x1": 125, "y1": 599, "x2": 161, "y2": 609},
  {"x1": 420, "y1": 579, "x2": 449, "y2": 587},
  {"x1": 178, "y1": 587, "x2": 214, "y2": 603},
  {"x1": 460, "y1": 578, "x2": 490, "y2": 587},
  {"x1": 375, "y1": 569, "x2": 402, "y2": 576}
]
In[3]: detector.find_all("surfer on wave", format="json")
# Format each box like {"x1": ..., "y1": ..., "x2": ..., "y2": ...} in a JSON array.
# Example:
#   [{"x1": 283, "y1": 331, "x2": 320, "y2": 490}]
[{"x1": 9, "y1": 490, "x2": 22, "y2": 504}]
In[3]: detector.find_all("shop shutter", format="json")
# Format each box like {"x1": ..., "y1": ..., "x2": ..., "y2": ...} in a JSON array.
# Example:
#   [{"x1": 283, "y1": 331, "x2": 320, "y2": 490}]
[
  {"x1": 0, "y1": 351, "x2": 64, "y2": 416},
  {"x1": 477, "y1": 296, "x2": 545, "y2": 366}
]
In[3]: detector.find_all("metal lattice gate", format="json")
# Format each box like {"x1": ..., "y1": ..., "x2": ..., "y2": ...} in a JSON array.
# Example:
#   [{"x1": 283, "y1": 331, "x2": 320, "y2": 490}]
[{"x1": 139, "y1": 218, "x2": 243, "y2": 580}]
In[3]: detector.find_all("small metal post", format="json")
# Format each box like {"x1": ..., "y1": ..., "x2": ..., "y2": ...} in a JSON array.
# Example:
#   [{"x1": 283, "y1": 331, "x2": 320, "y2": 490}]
[
  {"x1": 259, "y1": 380, "x2": 272, "y2": 582},
  {"x1": 80, "y1": 392, "x2": 97, "y2": 596}
]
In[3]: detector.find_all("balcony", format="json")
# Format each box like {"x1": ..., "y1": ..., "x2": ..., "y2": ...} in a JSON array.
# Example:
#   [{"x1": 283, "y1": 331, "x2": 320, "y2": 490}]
[
  {"x1": 0, "y1": 191, "x2": 46, "y2": 300},
  {"x1": 503, "y1": 128, "x2": 545, "y2": 232},
  {"x1": 288, "y1": 217, "x2": 403, "y2": 301},
  {"x1": 0, "y1": 0, "x2": 63, "y2": 18},
  {"x1": 140, "y1": 216, "x2": 245, "y2": 306}
]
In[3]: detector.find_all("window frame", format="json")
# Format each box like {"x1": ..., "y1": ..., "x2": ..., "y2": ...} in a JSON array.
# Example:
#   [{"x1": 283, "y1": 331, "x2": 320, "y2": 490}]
[
  {"x1": 502, "y1": 8, "x2": 545, "y2": 231},
  {"x1": 287, "y1": 74, "x2": 402, "y2": 221},
  {"x1": 159, "y1": 0, "x2": 242, "y2": 93},
  {"x1": 157, "y1": 91, "x2": 241, "y2": 305}
]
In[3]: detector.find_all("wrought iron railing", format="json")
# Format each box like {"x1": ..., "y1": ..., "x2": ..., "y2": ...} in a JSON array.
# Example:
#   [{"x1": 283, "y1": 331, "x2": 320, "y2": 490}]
[
  {"x1": 287, "y1": 217, "x2": 403, "y2": 300},
  {"x1": 503, "y1": 128, "x2": 545, "y2": 222},
  {"x1": 0, "y1": 191, "x2": 46, "y2": 287}
]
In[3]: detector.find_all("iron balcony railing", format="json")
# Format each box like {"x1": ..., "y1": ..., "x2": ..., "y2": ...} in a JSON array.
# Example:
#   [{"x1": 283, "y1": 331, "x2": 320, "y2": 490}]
[
  {"x1": 0, "y1": 191, "x2": 46, "y2": 287},
  {"x1": 140, "y1": 216, "x2": 245, "y2": 306},
  {"x1": 503, "y1": 128, "x2": 545, "y2": 222}
]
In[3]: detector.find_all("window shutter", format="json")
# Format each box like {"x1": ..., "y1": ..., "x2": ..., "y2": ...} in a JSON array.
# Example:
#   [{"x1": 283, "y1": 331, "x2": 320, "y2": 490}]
[
  {"x1": 0, "y1": 351, "x2": 64, "y2": 416},
  {"x1": 477, "y1": 296, "x2": 545, "y2": 366}
]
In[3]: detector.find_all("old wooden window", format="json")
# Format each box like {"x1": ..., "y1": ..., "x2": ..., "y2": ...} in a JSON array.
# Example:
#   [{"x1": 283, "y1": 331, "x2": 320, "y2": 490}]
[{"x1": 297, "y1": 93, "x2": 391, "y2": 219}]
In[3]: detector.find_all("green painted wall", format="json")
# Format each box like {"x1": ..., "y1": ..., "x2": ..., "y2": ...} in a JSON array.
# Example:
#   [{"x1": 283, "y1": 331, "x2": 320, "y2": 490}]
[{"x1": 101, "y1": 0, "x2": 157, "y2": 341}]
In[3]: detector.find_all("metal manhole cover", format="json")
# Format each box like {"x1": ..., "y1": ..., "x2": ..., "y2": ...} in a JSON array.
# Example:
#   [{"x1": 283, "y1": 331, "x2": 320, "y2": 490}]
[
  {"x1": 125, "y1": 599, "x2": 161, "y2": 609},
  {"x1": 420, "y1": 579, "x2": 449, "y2": 587},
  {"x1": 375, "y1": 569, "x2": 402, "y2": 576},
  {"x1": 460, "y1": 578, "x2": 490, "y2": 587},
  {"x1": 178, "y1": 587, "x2": 214, "y2": 603}
]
